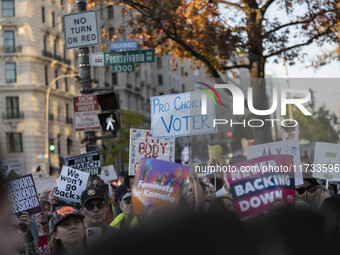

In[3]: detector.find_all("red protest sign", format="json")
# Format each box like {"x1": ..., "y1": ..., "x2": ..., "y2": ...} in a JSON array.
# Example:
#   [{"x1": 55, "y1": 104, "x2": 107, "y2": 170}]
[
  {"x1": 225, "y1": 155, "x2": 295, "y2": 218},
  {"x1": 73, "y1": 95, "x2": 101, "y2": 132}
]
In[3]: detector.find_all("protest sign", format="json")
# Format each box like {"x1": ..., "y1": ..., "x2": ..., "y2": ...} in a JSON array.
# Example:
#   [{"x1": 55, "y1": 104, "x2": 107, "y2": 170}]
[
  {"x1": 312, "y1": 142, "x2": 340, "y2": 181},
  {"x1": 7, "y1": 174, "x2": 41, "y2": 216},
  {"x1": 1, "y1": 158, "x2": 24, "y2": 177},
  {"x1": 66, "y1": 151, "x2": 101, "y2": 175},
  {"x1": 132, "y1": 158, "x2": 190, "y2": 215},
  {"x1": 100, "y1": 165, "x2": 118, "y2": 183},
  {"x1": 225, "y1": 155, "x2": 295, "y2": 218},
  {"x1": 55, "y1": 166, "x2": 89, "y2": 204},
  {"x1": 129, "y1": 129, "x2": 175, "y2": 175},
  {"x1": 151, "y1": 91, "x2": 217, "y2": 138},
  {"x1": 247, "y1": 140, "x2": 303, "y2": 186}
]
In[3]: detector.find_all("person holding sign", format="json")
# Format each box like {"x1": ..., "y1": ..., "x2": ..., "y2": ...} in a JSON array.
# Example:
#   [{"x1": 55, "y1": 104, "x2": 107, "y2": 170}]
[{"x1": 48, "y1": 206, "x2": 86, "y2": 255}]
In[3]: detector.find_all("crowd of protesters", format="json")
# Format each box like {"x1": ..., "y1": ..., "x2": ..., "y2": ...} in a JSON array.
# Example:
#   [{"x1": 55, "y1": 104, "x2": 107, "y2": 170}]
[{"x1": 1, "y1": 164, "x2": 340, "y2": 255}]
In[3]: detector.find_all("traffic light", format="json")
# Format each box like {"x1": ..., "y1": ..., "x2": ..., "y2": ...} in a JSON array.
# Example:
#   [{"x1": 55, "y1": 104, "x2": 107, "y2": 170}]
[
  {"x1": 49, "y1": 138, "x2": 56, "y2": 152},
  {"x1": 96, "y1": 92, "x2": 121, "y2": 132}
]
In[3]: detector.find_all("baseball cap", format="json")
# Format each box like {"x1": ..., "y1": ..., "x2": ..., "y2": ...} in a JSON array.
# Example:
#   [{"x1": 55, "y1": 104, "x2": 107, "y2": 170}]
[
  {"x1": 118, "y1": 171, "x2": 127, "y2": 177},
  {"x1": 49, "y1": 206, "x2": 84, "y2": 233},
  {"x1": 80, "y1": 187, "x2": 106, "y2": 207},
  {"x1": 121, "y1": 192, "x2": 132, "y2": 201}
]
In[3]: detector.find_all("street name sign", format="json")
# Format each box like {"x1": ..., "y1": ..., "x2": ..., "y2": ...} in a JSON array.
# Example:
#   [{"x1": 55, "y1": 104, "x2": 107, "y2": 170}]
[
  {"x1": 110, "y1": 40, "x2": 137, "y2": 51},
  {"x1": 63, "y1": 10, "x2": 99, "y2": 49}
]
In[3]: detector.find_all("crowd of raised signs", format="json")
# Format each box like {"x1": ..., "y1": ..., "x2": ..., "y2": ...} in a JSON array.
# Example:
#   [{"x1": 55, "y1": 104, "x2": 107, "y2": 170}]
[{"x1": 1, "y1": 141, "x2": 340, "y2": 255}]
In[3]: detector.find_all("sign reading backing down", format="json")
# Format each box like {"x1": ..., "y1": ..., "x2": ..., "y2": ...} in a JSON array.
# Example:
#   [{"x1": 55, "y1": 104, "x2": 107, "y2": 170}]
[{"x1": 63, "y1": 10, "x2": 99, "y2": 49}]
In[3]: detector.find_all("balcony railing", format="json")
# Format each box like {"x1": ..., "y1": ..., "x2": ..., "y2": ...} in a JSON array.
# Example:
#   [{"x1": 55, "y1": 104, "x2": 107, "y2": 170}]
[
  {"x1": 1, "y1": 45, "x2": 22, "y2": 53},
  {"x1": 42, "y1": 50, "x2": 53, "y2": 58},
  {"x1": 2, "y1": 112, "x2": 24, "y2": 120}
]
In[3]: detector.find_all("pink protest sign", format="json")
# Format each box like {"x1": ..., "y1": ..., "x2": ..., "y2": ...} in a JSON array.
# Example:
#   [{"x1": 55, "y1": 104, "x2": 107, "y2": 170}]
[{"x1": 225, "y1": 155, "x2": 295, "y2": 218}]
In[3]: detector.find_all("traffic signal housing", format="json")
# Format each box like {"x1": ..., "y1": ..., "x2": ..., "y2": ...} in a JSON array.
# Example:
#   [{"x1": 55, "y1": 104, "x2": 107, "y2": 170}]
[{"x1": 96, "y1": 92, "x2": 121, "y2": 132}]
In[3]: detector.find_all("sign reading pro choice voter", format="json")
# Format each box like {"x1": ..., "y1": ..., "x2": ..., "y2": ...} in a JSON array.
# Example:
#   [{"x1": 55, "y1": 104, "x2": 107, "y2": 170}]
[
  {"x1": 63, "y1": 10, "x2": 99, "y2": 49},
  {"x1": 151, "y1": 91, "x2": 216, "y2": 138}
]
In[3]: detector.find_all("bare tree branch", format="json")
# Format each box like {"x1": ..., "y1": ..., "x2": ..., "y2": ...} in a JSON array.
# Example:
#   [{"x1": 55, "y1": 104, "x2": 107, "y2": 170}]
[
  {"x1": 263, "y1": 20, "x2": 309, "y2": 37},
  {"x1": 223, "y1": 64, "x2": 251, "y2": 70},
  {"x1": 216, "y1": 0, "x2": 244, "y2": 10},
  {"x1": 261, "y1": 0, "x2": 275, "y2": 14},
  {"x1": 264, "y1": 30, "x2": 333, "y2": 58}
]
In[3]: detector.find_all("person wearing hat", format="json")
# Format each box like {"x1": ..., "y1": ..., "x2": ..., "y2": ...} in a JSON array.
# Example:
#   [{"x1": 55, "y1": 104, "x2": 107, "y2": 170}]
[
  {"x1": 48, "y1": 206, "x2": 86, "y2": 255},
  {"x1": 110, "y1": 193, "x2": 139, "y2": 230},
  {"x1": 80, "y1": 187, "x2": 116, "y2": 235}
]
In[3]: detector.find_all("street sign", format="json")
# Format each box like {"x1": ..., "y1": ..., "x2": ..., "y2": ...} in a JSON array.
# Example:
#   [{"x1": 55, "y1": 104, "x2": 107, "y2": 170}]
[
  {"x1": 73, "y1": 95, "x2": 101, "y2": 132},
  {"x1": 110, "y1": 40, "x2": 137, "y2": 51},
  {"x1": 112, "y1": 63, "x2": 135, "y2": 73},
  {"x1": 90, "y1": 49, "x2": 155, "y2": 66},
  {"x1": 63, "y1": 10, "x2": 99, "y2": 49},
  {"x1": 98, "y1": 113, "x2": 121, "y2": 132}
]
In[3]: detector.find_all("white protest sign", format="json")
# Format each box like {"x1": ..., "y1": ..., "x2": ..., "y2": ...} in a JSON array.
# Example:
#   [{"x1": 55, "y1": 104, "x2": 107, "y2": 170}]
[
  {"x1": 66, "y1": 151, "x2": 101, "y2": 175},
  {"x1": 247, "y1": 139, "x2": 303, "y2": 186},
  {"x1": 129, "y1": 129, "x2": 175, "y2": 175},
  {"x1": 55, "y1": 166, "x2": 89, "y2": 204},
  {"x1": 313, "y1": 142, "x2": 340, "y2": 181},
  {"x1": 100, "y1": 165, "x2": 118, "y2": 183},
  {"x1": 1, "y1": 158, "x2": 24, "y2": 177},
  {"x1": 151, "y1": 91, "x2": 217, "y2": 138},
  {"x1": 63, "y1": 10, "x2": 99, "y2": 49}
]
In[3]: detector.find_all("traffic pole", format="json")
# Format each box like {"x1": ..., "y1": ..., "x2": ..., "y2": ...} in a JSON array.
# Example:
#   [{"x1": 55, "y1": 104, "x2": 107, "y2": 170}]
[{"x1": 76, "y1": 0, "x2": 97, "y2": 152}]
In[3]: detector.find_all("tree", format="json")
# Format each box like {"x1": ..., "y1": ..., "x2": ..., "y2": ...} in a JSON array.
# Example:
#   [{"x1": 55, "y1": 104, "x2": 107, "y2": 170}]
[
  {"x1": 101, "y1": 110, "x2": 145, "y2": 168},
  {"x1": 89, "y1": 0, "x2": 337, "y2": 143},
  {"x1": 293, "y1": 90, "x2": 338, "y2": 143}
]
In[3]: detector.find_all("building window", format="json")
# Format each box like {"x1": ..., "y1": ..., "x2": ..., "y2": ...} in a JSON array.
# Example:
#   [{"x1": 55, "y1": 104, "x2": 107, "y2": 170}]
[
  {"x1": 43, "y1": 35, "x2": 47, "y2": 53},
  {"x1": 55, "y1": 70, "x2": 58, "y2": 89},
  {"x1": 57, "y1": 134, "x2": 61, "y2": 154},
  {"x1": 108, "y1": 5, "x2": 113, "y2": 19},
  {"x1": 2, "y1": 0, "x2": 15, "y2": 17},
  {"x1": 109, "y1": 27, "x2": 115, "y2": 40},
  {"x1": 53, "y1": 39, "x2": 57, "y2": 57},
  {"x1": 6, "y1": 133, "x2": 23, "y2": 153},
  {"x1": 64, "y1": 77, "x2": 68, "y2": 92},
  {"x1": 67, "y1": 138, "x2": 72, "y2": 155},
  {"x1": 6, "y1": 63, "x2": 16, "y2": 83},
  {"x1": 45, "y1": 66, "x2": 48, "y2": 86},
  {"x1": 52, "y1": 12, "x2": 55, "y2": 28},
  {"x1": 112, "y1": 73, "x2": 117, "y2": 85},
  {"x1": 6, "y1": 97, "x2": 19, "y2": 119},
  {"x1": 157, "y1": 57, "x2": 162, "y2": 69},
  {"x1": 158, "y1": 75, "x2": 163, "y2": 85},
  {"x1": 4, "y1": 31, "x2": 15, "y2": 53},
  {"x1": 42, "y1": 6, "x2": 45, "y2": 23}
]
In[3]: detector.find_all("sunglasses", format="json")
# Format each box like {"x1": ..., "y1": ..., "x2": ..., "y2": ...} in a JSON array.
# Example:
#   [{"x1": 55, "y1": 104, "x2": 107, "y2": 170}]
[{"x1": 84, "y1": 201, "x2": 106, "y2": 211}]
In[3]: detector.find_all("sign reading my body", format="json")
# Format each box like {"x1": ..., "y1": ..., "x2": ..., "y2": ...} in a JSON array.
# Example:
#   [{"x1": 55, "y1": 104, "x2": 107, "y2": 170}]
[{"x1": 153, "y1": 96, "x2": 209, "y2": 133}]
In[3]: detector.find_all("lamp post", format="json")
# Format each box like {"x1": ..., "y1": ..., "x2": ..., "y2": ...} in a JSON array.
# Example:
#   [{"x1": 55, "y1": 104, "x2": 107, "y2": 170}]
[{"x1": 45, "y1": 73, "x2": 79, "y2": 174}]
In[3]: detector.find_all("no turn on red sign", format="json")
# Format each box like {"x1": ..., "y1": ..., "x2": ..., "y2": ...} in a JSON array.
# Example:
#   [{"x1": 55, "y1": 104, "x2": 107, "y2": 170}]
[
  {"x1": 63, "y1": 10, "x2": 99, "y2": 49},
  {"x1": 73, "y1": 95, "x2": 101, "y2": 132}
]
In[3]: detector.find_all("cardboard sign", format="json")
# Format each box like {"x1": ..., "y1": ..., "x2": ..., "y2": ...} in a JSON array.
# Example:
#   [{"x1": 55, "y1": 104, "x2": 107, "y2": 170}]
[
  {"x1": 1, "y1": 158, "x2": 24, "y2": 177},
  {"x1": 55, "y1": 166, "x2": 89, "y2": 204},
  {"x1": 313, "y1": 142, "x2": 340, "y2": 181},
  {"x1": 7, "y1": 174, "x2": 41, "y2": 216},
  {"x1": 66, "y1": 151, "x2": 101, "y2": 175},
  {"x1": 151, "y1": 91, "x2": 217, "y2": 138},
  {"x1": 225, "y1": 155, "x2": 295, "y2": 218},
  {"x1": 129, "y1": 129, "x2": 175, "y2": 175},
  {"x1": 132, "y1": 159, "x2": 190, "y2": 215},
  {"x1": 100, "y1": 165, "x2": 118, "y2": 182},
  {"x1": 247, "y1": 140, "x2": 303, "y2": 186}
]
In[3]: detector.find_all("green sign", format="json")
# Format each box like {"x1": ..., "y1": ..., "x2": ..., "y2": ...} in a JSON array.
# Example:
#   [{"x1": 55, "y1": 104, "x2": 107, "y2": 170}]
[
  {"x1": 104, "y1": 49, "x2": 155, "y2": 65},
  {"x1": 112, "y1": 63, "x2": 135, "y2": 73}
]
